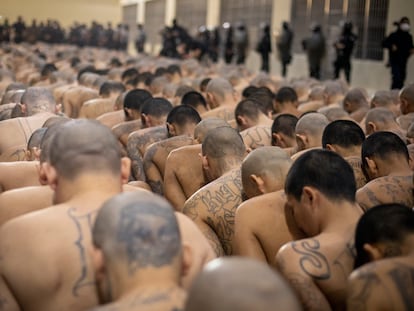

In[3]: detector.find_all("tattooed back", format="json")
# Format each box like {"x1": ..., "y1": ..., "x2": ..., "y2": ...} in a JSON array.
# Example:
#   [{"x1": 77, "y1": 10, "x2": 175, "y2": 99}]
[{"x1": 347, "y1": 256, "x2": 414, "y2": 311}]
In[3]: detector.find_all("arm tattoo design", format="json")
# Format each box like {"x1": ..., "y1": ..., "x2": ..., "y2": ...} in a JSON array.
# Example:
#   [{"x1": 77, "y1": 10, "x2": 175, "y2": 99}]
[
  {"x1": 127, "y1": 135, "x2": 146, "y2": 181},
  {"x1": 285, "y1": 272, "x2": 331, "y2": 311},
  {"x1": 68, "y1": 208, "x2": 98, "y2": 296},
  {"x1": 291, "y1": 239, "x2": 331, "y2": 280},
  {"x1": 117, "y1": 204, "x2": 180, "y2": 274},
  {"x1": 333, "y1": 241, "x2": 355, "y2": 280}
]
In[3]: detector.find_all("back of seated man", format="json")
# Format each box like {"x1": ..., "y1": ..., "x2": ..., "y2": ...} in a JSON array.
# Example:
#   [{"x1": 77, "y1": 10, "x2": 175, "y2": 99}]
[
  {"x1": 343, "y1": 87, "x2": 369, "y2": 123},
  {"x1": 347, "y1": 203, "x2": 414, "y2": 311},
  {"x1": 397, "y1": 83, "x2": 414, "y2": 130},
  {"x1": 25, "y1": 127, "x2": 47, "y2": 161},
  {"x1": 318, "y1": 105, "x2": 351, "y2": 122},
  {"x1": 370, "y1": 90, "x2": 401, "y2": 117},
  {"x1": 357, "y1": 131, "x2": 413, "y2": 211},
  {"x1": 274, "y1": 86, "x2": 302, "y2": 118},
  {"x1": 96, "y1": 91, "x2": 126, "y2": 129},
  {"x1": 126, "y1": 97, "x2": 173, "y2": 181},
  {"x1": 112, "y1": 89, "x2": 152, "y2": 150},
  {"x1": 183, "y1": 127, "x2": 246, "y2": 256},
  {"x1": 185, "y1": 257, "x2": 302, "y2": 311},
  {"x1": 78, "y1": 81, "x2": 125, "y2": 119},
  {"x1": 62, "y1": 84, "x2": 99, "y2": 118},
  {"x1": 181, "y1": 90, "x2": 209, "y2": 115},
  {"x1": 201, "y1": 77, "x2": 238, "y2": 121},
  {"x1": 271, "y1": 113, "x2": 299, "y2": 156},
  {"x1": 234, "y1": 146, "x2": 305, "y2": 264},
  {"x1": 322, "y1": 119, "x2": 367, "y2": 189},
  {"x1": 0, "y1": 86, "x2": 57, "y2": 161},
  {"x1": 143, "y1": 105, "x2": 201, "y2": 194},
  {"x1": 90, "y1": 192, "x2": 187, "y2": 311},
  {"x1": 276, "y1": 149, "x2": 363, "y2": 311},
  {"x1": 291, "y1": 112, "x2": 329, "y2": 160},
  {"x1": 164, "y1": 118, "x2": 231, "y2": 211},
  {"x1": 235, "y1": 98, "x2": 273, "y2": 150},
  {"x1": 0, "y1": 119, "x2": 133, "y2": 310}
]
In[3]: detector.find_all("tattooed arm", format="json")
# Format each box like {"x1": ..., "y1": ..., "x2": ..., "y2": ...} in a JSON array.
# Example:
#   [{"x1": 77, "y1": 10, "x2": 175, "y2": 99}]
[
  {"x1": 183, "y1": 193, "x2": 224, "y2": 257},
  {"x1": 143, "y1": 144, "x2": 163, "y2": 195},
  {"x1": 127, "y1": 132, "x2": 146, "y2": 181},
  {"x1": 276, "y1": 240, "x2": 331, "y2": 311}
]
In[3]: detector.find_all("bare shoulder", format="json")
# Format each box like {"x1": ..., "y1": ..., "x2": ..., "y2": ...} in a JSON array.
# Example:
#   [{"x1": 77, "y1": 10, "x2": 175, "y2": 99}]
[
  {"x1": 348, "y1": 258, "x2": 414, "y2": 311},
  {"x1": 357, "y1": 174, "x2": 413, "y2": 210}
]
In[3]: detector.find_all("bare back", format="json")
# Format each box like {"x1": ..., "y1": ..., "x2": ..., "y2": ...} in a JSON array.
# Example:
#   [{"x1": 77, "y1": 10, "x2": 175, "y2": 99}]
[
  {"x1": 356, "y1": 174, "x2": 413, "y2": 211},
  {"x1": 0, "y1": 161, "x2": 41, "y2": 192},
  {"x1": 347, "y1": 256, "x2": 414, "y2": 311},
  {"x1": 0, "y1": 201, "x2": 103, "y2": 311},
  {"x1": 183, "y1": 169, "x2": 243, "y2": 256},
  {"x1": 0, "y1": 186, "x2": 53, "y2": 226},
  {"x1": 96, "y1": 110, "x2": 125, "y2": 129},
  {"x1": 164, "y1": 144, "x2": 206, "y2": 211},
  {"x1": 0, "y1": 114, "x2": 55, "y2": 162},
  {"x1": 234, "y1": 191, "x2": 305, "y2": 265},
  {"x1": 240, "y1": 125, "x2": 272, "y2": 150},
  {"x1": 143, "y1": 135, "x2": 195, "y2": 195},
  {"x1": 78, "y1": 98, "x2": 114, "y2": 119}
]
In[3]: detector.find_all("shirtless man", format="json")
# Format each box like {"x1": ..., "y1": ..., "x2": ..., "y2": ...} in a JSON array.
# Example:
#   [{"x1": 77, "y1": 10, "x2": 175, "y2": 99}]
[
  {"x1": 274, "y1": 86, "x2": 302, "y2": 118},
  {"x1": 201, "y1": 77, "x2": 238, "y2": 121},
  {"x1": 164, "y1": 118, "x2": 231, "y2": 211},
  {"x1": 357, "y1": 131, "x2": 413, "y2": 211},
  {"x1": 143, "y1": 105, "x2": 200, "y2": 194},
  {"x1": 78, "y1": 81, "x2": 125, "y2": 119},
  {"x1": 235, "y1": 99, "x2": 273, "y2": 150},
  {"x1": 398, "y1": 83, "x2": 414, "y2": 130},
  {"x1": 347, "y1": 204, "x2": 414, "y2": 310},
  {"x1": 271, "y1": 113, "x2": 299, "y2": 155},
  {"x1": 183, "y1": 127, "x2": 246, "y2": 256},
  {"x1": 322, "y1": 119, "x2": 367, "y2": 189},
  {"x1": 234, "y1": 147, "x2": 304, "y2": 264},
  {"x1": 62, "y1": 80, "x2": 99, "y2": 118},
  {"x1": 343, "y1": 88, "x2": 369, "y2": 123},
  {"x1": 0, "y1": 86, "x2": 56, "y2": 161},
  {"x1": 364, "y1": 107, "x2": 406, "y2": 140},
  {"x1": 185, "y1": 257, "x2": 302, "y2": 311},
  {"x1": 0, "y1": 119, "x2": 131, "y2": 310},
  {"x1": 90, "y1": 192, "x2": 187, "y2": 311},
  {"x1": 96, "y1": 92, "x2": 126, "y2": 129},
  {"x1": 112, "y1": 89, "x2": 152, "y2": 150},
  {"x1": 126, "y1": 98, "x2": 172, "y2": 180},
  {"x1": 292, "y1": 112, "x2": 329, "y2": 160},
  {"x1": 181, "y1": 90, "x2": 209, "y2": 115},
  {"x1": 276, "y1": 149, "x2": 363, "y2": 311}
]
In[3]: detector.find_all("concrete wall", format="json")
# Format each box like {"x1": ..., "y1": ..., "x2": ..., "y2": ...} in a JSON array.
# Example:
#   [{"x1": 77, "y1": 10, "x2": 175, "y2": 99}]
[{"x1": 0, "y1": 0, "x2": 121, "y2": 28}]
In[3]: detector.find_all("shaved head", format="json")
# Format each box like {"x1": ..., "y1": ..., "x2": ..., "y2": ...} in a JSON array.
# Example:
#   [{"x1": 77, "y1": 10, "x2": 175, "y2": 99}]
[
  {"x1": 242, "y1": 146, "x2": 292, "y2": 198},
  {"x1": 21, "y1": 86, "x2": 56, "y2": 115},
  {"x1": 194, "y1": 118, "x2": 231, "y2": 143},
  {"x1": 296, "y1": 112, "x2": 329, "y2": 137},
  {"x1": 400, "y1": 83, "x2": 414, "y2": 114},
  {"x1": 202, "y1": 126, "x2": 246, "y2": 159},
  {"x1": 49, "y1": 119, "x2": 122, "y2": 179},
  {"x1": 206, "y1": 78, "x2": 233, "y2": 101},
  {"x1": 93, "y1": 191, "x2": 181, "y2": 270},
  {"x1": 185, "y1": 257, "x2": 301, "y2": 311}
]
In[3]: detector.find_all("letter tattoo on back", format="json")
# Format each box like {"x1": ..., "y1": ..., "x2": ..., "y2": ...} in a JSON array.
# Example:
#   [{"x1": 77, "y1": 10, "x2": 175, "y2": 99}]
[{"x1": 68, "y1": 208, "x2": 98, "y2": 296}]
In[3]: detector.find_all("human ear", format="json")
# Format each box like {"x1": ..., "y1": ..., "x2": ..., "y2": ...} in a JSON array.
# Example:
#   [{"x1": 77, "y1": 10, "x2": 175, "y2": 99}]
[
  {"x1": 120, "y1": 157, "x2": 131, "y2": 184},
  {"x1": 43, "y1": 163, "x2": 58, "y2": 190},
  {"x1": 363, "y1": 243, "x2": 383, "y2": 262},
  {"x1": 250, "y1": 174, "x2": 265, "y2": 194}
]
